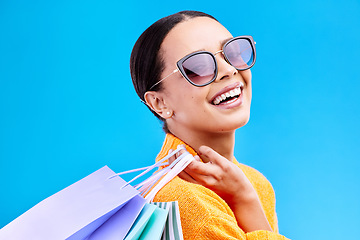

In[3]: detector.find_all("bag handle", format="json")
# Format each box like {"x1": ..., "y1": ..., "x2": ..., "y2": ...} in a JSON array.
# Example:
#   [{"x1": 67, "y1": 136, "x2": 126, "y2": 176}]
[
  {"x1": 144, "y1": 151, "x2": 194, "y2": 202},
  {"x1": 110, "y1": 145, "x2": 194, "y2": 202}
]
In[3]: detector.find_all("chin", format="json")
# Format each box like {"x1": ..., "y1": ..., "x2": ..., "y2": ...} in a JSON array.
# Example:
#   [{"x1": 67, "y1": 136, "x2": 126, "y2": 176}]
[
  {"x1": 214, "y1": 114, "x2": 250, "y2": 133},
  {"x1": 232, "y1": 108, "x2": 251, "y2": 129}
]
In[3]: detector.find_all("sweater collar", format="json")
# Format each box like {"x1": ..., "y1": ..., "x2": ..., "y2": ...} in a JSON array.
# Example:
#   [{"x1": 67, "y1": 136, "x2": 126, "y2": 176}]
[{"x1": 155, "y1": 133, "x2": 198, "y2": 162}]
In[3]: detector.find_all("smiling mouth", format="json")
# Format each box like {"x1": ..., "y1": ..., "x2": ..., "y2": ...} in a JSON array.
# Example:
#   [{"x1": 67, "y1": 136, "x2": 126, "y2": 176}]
[{"x1": 211, "y1": 84, "x2": 243, "y2": 105}]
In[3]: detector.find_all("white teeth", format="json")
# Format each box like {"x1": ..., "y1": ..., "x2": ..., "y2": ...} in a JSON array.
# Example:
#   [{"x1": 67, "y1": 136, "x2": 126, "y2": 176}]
[
  {"x1": 213, "y1": 97, "x2": 221, "y2": 105},
  {"x1": 212, "y1": 86, "x2": 242, "y2": 105}
]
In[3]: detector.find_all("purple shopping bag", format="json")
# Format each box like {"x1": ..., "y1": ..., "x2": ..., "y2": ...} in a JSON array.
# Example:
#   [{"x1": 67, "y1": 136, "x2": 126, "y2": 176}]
[
  {"x1": 0, "y1": 166, "x2": 142, "y2": 240},
  {"x1": 87, "y1": 194, "x2": 146, "y2": 240}
]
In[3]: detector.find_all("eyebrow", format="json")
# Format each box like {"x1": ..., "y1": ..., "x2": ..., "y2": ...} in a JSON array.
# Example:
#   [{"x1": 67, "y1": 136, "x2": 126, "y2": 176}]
[
  {"x1": 186, "y1": 37, "x2": 234, "y2": 55},
  {"x1": 220, "y1": 37, "x2": 233, "y2": 46}
]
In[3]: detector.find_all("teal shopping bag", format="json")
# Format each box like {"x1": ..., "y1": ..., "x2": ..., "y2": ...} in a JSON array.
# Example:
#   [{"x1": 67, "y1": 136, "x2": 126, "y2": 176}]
[
  {"x1": 153, "y1": 201, "x2": 184, "y2": 240},
  {"x1": 124, "y1": 203, "x2": 168, "y2": 240}
]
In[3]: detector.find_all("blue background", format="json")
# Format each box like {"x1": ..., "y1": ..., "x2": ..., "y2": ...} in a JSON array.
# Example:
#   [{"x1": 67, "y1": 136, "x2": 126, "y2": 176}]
[{"x1": 1, "y1": 0, "x2": 359, "y2": 239}]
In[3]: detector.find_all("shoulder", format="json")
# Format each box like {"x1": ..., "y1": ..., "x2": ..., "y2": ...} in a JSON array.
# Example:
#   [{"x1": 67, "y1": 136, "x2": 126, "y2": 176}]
[{"x1": 233, "y1": 161, "x2": 275, "y2": 196}]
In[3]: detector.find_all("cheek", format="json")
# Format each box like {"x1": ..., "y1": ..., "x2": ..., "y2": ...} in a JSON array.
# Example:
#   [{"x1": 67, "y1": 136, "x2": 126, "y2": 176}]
[
  {"x1": 163, "y1": 80, "x2": 206, "y2": 111},
  {"x1": 239, "y1": 69, "x2": 252, "y2": 101},
  {"x1": 177, "y1": 90, "x2": 208, "y2": 113},
  {"x1": 248, "y1": 84, "x2": 252, "y2": 102},
  {"x1": 240, "y1": 69, "x2": 252, "y2": 85},
  {"x1": 171, "y1": 90, "x2": 211, "y2": 121}
]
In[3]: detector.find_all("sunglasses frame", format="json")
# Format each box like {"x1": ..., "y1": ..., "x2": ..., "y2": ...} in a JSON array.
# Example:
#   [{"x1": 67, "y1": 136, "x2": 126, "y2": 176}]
[{"x1": 149, "y1": 35, "x2": 256, "y2": 90}]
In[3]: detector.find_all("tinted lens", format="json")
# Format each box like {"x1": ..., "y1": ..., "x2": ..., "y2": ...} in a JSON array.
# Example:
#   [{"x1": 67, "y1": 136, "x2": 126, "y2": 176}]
[
  {"x1": 181, "y1": 53, "x2": 216, "y2": 86},
  {"x1": 224, "y1": 38, "x2": 254, "y2": 70}
]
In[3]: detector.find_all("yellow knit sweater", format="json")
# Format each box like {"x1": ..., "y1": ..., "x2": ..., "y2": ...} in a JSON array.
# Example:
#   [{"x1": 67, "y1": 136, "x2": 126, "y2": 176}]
[{"x1": 153, "y1": 133, "x2": 289, "y2": 240}]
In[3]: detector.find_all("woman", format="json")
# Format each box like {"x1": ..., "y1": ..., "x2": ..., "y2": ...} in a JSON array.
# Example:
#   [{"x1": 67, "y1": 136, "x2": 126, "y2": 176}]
[{"x1": 131, "y1": 10, "x2": 289, "y2": 239}]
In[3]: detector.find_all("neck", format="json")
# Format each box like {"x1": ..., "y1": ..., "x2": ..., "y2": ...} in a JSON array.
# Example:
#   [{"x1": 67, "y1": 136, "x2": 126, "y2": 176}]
[{"x1": 169, "y1": 126, "x2": 236, "y2": 162}]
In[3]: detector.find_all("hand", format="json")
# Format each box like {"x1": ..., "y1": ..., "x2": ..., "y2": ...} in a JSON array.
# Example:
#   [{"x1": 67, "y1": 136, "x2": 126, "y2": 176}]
[
  {"x1": 170, "y1": 145, "x2": 254, "y2": 205},
  {"x1": 169, "y1": 145, "x2": 273, "y2": 233}
]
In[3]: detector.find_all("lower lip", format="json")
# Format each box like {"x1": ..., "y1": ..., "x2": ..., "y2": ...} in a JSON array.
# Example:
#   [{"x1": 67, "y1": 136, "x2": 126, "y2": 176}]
[{"x1": 212, "y1": 92, "x2": 243, "y2": 110}]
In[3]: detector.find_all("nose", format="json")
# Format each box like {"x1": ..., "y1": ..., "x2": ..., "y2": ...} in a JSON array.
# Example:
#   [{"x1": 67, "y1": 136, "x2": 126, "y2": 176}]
[{"x1": 214, "y1": 51, "x2": 237, "y2": 82}]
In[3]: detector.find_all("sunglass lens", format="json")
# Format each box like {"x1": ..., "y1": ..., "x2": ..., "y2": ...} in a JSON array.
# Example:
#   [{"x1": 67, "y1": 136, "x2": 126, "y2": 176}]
[
  {"x1": 181, "y1": 53, "x2": 216, "y2": 86},
  {"x1": 224, "y1": 38, "x2": 254, "y2": 70}
]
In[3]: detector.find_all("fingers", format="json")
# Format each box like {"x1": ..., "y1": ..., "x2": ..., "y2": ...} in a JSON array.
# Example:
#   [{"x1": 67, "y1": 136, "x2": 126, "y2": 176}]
[
  {"x1": 198, "y1": 145, "x2": 230, "y2": 169},
  {"x1": 167, "y1": 145, "x2": 227, "y2": 186},
  {"x1": 168, "y1": 146, "x2": 186, "y2": 164},
  {"x1": 168, "y1": 149, "x2": 176, "y2": 164},
  {"x1": 198, "y1": 146, "x2": 222, "y2": 163},
  {"x1": 177, "y1": 171, "x2": 198, "y2": 184},
  {"x1": 185, "y1": 157, "x2": 213, "y2": 175},
  {"x1": 184, "y1": 146, "x2": 227, "y2": 175},
  {"x1": 194, "y1": 155, "x2": 202, "y2": 162},
  {"x1": 166, "y1": 146, "x2": 199, "y2": 185}
]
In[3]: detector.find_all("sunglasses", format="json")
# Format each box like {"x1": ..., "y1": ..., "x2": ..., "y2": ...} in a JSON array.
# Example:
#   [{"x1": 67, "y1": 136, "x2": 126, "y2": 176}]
[{"x1": 149, "y1": 35, "x2": 256, "y2": 90}]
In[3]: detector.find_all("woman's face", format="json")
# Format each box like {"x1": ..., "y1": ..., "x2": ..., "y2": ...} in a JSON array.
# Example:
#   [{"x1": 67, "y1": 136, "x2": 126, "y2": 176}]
[{"x1": 158, "y1": 17, "x2": 252, "y2": 134}]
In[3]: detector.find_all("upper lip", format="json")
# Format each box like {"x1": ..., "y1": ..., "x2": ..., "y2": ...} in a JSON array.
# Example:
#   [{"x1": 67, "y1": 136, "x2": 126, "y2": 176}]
[{"x1": 210, "y1": 82, "x2": 244, "y2": 103}]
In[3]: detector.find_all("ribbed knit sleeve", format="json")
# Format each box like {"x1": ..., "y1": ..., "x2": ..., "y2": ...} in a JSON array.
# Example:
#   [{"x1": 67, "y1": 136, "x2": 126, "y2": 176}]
[
  {"x1": 234, "y1": 162, "x2": 280, "y2": 233},
  {"x1": 199, "y1": 218, "x2": 289, "y2": 240},
  {"x1": 154, "y1": 177, "x2": 290, "y2": 240},
  {"x1": 246, "y1": 230, "x2": 289, "y2": 239}
]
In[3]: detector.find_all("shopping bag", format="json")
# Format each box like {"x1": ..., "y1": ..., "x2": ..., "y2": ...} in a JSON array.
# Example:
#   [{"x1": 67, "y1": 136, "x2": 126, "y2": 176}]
[
  {"x1": 124, "y1": 203, "x2": 168, "y2": 240},
  {"x1": 111, "y1": 145, "x2": 193, "y2": 240},
  {"x1": 123, "y1": 204, "x2": 158, "y2": 240},
  {"x1": 0, "y1": 166, "x2": 141, "y2": 240},
  {"x1": 119, "y1": 145, "x2": 194, "y2": 202},
  {"x1": 153, "y1": 201, "x2": 183, "y2": 240},
  {"x1": 1, "y1": 145, "x2": 193, "y2": 240},
  {"x1": 87, "y1": 194, "x2": 146, "y2": 240},
  {"x1": 137, "y1": 204, "x2": 168, "y2": 240}
]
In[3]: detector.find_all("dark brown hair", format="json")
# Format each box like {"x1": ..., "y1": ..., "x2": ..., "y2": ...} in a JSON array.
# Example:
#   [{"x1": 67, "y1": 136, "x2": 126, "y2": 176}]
[{"x1": 130, "y1": 10, "x2": 218, "y2": 132}]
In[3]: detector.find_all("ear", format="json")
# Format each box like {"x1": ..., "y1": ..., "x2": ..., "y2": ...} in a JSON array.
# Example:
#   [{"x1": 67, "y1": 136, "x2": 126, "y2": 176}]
[{"x1": 144, "y1": 91, "x2": 173, "y2": 119}]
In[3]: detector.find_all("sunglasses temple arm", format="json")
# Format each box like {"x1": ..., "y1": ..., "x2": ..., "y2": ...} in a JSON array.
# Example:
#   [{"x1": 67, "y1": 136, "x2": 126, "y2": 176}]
[{"x1": 149, "y1": 69, "x2": 178, "y2": 90}]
